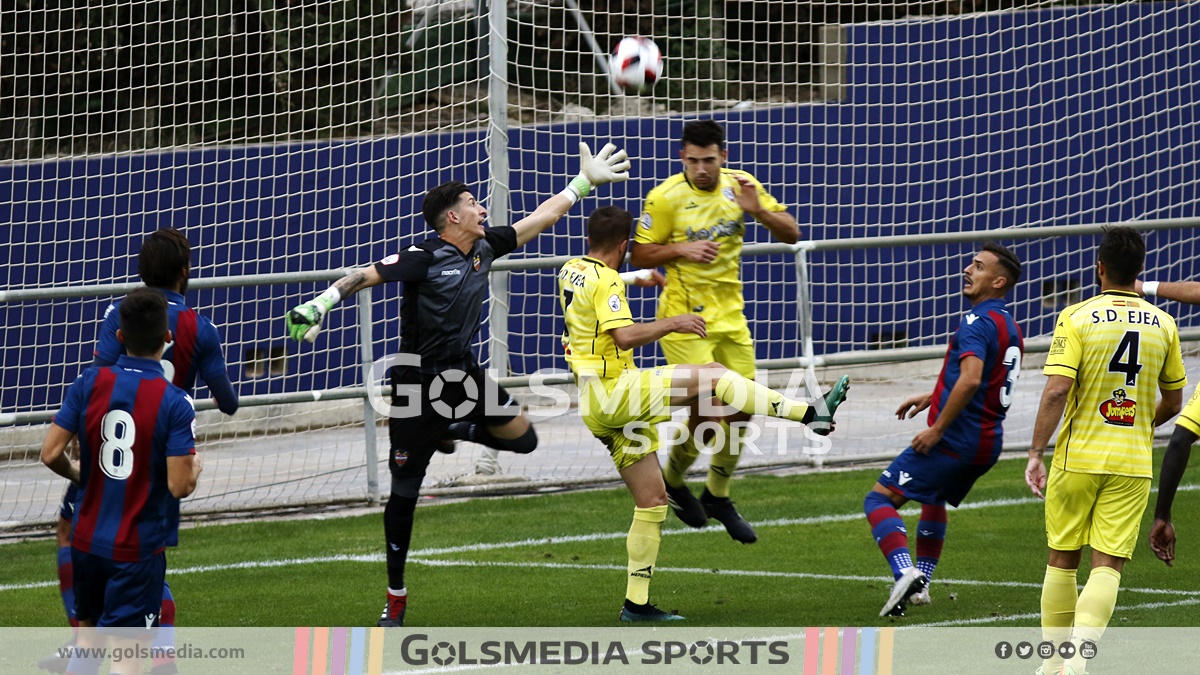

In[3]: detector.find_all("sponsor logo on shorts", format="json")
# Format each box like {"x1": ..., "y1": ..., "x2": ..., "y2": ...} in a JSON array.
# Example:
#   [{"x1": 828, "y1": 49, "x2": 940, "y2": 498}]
[
  {"x1": 898, "y1": 471, "x2": 913, "y2": 486},
  {"x1": 1099, "y1": 388, "x2": 1136, "y2": 427},
  {"x1": 394, "y1": 450, "x2": 409, "y2": 467}
]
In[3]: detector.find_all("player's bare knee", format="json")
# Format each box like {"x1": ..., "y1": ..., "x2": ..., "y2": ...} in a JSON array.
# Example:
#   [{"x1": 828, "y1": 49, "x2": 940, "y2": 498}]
[{"x1": 635, "y1": 491, "x2": 669, "y2": 509}]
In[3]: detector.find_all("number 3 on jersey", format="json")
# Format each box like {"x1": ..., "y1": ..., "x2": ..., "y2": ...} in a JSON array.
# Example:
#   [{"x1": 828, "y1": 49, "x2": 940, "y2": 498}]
[
  {"x1": 999, "y1": 345, "x2": 1022, "y2": 410},
  {"x1": 99, "y1": 410, "x2": 136, "y2": 480},
  {"x1": 1108, "y1": 330, "x2": 1142, "y2": 386}
]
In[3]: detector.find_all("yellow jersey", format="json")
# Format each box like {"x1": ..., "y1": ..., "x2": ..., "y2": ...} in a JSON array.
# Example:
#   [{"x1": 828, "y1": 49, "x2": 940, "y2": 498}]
[
  {"x1": 635, "y1": 169, "x2": 786, "y2": 331},
  {"x1": 1044, "y1": 291, "x2": 1188, "y2": 477},
  {"x1": 558, "y1": 257, "x2": 636, "y2": 381}
]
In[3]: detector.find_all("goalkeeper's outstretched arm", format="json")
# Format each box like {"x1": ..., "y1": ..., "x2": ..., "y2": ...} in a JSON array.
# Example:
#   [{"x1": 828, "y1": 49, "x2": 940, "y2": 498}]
[
  {"x1": 511, "y1": 142, "x2": 630, "y2": 248},
  {"x1": 285, "y1": 266, "x2": 384, "y2": 342}
]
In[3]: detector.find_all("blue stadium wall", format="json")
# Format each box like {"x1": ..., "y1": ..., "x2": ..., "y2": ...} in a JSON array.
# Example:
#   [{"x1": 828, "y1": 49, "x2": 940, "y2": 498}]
[{"x1": 2, "y1": 3, "x2": 1197, "y2": 412}]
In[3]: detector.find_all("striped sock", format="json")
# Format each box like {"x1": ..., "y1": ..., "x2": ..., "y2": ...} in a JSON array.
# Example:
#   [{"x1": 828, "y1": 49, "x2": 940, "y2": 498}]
[
  {"x1": 864, "y1": 491, "x2": 911, "y2": 579},
  {"x1": 915, "y1": 502, "x2": 947, "y2": 582},
  {"x1": 56, "y1": 546, "x2": 78, "y2": 628},
  {"x1": 152, "y1": 582, "x2": 177, "y2": 670}
]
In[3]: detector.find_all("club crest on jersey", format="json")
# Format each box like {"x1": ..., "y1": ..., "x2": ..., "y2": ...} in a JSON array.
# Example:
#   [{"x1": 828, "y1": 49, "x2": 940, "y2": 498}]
[
  {"x1": 473, "y1": 254, "x2": 482, "y2": 271},
  {"x1": 722, "y1": 187, "x2": 735, "y2": 201},
  {"x1": 1099, "y1": 388, "x2": 1136, "y2": 427}
]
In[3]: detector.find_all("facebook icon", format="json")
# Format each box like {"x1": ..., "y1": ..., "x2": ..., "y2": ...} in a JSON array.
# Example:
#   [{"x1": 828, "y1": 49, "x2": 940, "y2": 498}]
[{"x1": 995, "y1": 642, "x2": 1013, "y2": 659}]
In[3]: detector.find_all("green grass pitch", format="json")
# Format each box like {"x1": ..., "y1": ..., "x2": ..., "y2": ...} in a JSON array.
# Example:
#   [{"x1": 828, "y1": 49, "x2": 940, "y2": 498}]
[{"x1": 2, "y1": 452, "x2": 1198, "y2": 627}]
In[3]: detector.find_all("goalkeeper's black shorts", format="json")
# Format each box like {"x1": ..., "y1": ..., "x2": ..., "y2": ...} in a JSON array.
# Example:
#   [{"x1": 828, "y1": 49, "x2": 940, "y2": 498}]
[{"x1": 387, "y1": 365, "x2": 519, "y2": 479}]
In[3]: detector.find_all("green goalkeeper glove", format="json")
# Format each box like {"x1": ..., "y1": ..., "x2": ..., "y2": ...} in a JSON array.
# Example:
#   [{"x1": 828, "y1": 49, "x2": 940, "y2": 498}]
[{"x1": 285, "y1": 287, "x2": 341, "y2": 343}]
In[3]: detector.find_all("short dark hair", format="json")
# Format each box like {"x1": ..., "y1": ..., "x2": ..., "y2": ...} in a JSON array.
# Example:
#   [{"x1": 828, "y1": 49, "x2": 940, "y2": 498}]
[
  {"x1": 119, "y1": 288, "x2": 169, "y2": 358},
  {"x1": 1098, "y1": 226, "x2": 1145, "y2": 286},
  {"x1": 138, "y1": 228, "x2": 190, "y2": 289},
  {"x1": 982, "y1": 242, "x2": 1022, "y2": 292},
  {"x1": 422, "y1": 181, "x2": 472, "y2": 232},
  {"x1": 587, "y1": 206, "x2": 634, "y2": 251},
  {"x1": 681, "y1": 119, "x2": 725, "y2": 150}
]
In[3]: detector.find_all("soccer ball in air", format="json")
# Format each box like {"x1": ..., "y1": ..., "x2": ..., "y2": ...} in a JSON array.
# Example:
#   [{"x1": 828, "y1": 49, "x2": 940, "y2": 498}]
[{"x1": 610, "y1": 36, "x2": 663, "y2": 94}]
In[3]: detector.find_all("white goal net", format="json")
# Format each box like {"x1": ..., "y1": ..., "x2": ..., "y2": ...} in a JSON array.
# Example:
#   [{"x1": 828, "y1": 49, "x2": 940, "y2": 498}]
[{"x1": 2, "y1": 1, "x2": 1198, "y2": 528}]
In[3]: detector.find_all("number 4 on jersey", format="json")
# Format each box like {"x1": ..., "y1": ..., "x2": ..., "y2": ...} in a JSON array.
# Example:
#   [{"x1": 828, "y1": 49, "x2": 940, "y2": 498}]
[{"x1": 1108, "y1": 331, "x2": 1142, "y2": 386}]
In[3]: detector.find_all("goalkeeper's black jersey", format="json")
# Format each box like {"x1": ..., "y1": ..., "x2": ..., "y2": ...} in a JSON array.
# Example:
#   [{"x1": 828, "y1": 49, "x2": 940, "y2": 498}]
[{"x1": 374, "y1": 226, "x2": 517, "y2": 376}]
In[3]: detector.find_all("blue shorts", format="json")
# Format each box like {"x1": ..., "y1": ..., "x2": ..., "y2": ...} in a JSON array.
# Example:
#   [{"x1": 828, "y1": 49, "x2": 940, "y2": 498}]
[
  {"x1": 59, "y1": 484, "x2": 78, "y2": 521},
  {"x1": 877, "y1": 446, "x2": 995, "y2": 507},
  {"x1": 72, "y1": 549, "x2": 166, "y2": 630}
]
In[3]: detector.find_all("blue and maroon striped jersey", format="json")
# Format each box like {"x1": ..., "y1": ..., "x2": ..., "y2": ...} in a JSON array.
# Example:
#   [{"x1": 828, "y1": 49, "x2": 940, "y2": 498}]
[
  {"x1": 928, "y1": 298, "x2": 1024, "y2": 465},
  {"x1": 95, "y1": 289, "x2": 228, "y2": 394},
  {"x1": 54, "y1": 355, "x2": 196, "y2": 562}
]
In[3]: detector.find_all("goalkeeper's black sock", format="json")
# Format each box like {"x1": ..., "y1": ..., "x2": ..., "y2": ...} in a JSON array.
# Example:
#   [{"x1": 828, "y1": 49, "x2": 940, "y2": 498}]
[
  {"x1": 384, "y1": 494, "x2": 417, "y2": 589},
  {"x1": 447, "y1": 422, "x2": 537, "y2": 454}
]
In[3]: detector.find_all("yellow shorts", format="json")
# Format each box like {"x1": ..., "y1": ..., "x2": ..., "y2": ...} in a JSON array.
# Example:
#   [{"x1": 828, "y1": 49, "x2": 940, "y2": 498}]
[
  {"x1": 579, "y1": 366, "x2": 678, "y2": 471},
  {"x1": 1175, "y1": 385, "x2": 1200, "y2": 437},
  {"x1": 660, "y1": 322, "x2": 755, "y2": 379},
  {"x1": 1045, "y1": 466, "x2": 1151, "y2": 559}
]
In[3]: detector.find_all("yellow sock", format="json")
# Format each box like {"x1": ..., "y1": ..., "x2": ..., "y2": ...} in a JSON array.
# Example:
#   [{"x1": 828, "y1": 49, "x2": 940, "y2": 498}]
[
  {"x1": 625, "y1": 505, "x2": 668, "y2": 605},
  {"x1": 664, "y1": 435, "x2": 700, "y2": 488},
  {"x1": 705, "y1": 423, "x2": 740, "y2": 498},
  {"x1": 713, "y1": 371, "x2": 809, "y2": 422},
  {"x1": 1041, "y1": 565, "x2": 1079, "y2": 674},
  {"x1": 1064, "y1": 566, "x2": 1121, "y2": 674}
]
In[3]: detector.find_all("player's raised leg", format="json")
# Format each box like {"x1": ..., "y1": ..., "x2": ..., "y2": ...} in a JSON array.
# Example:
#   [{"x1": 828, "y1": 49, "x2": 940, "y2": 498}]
[{"x1": 666, "y1": 363, "x2": 849, "y2": 430}]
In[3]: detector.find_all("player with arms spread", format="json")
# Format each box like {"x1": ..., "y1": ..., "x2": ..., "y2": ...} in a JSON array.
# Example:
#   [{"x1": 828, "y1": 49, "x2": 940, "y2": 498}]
[
  {"x1": 866, "y1": 243, "x2": 1024, "y2": 618},
  {"x1": 559, "y1": 206, "x2": 849, "y2": 621},
  {"x1": 284, "y1": 142, "x2": 630, "y2": 627},
  {"x1": 41, "y1": 288, "x2": 202, "y2": 675},
  {"x1": 630, "y1": 119, "x2": 801, "y2": 544},
  {"x1": 1026, "y1": 227, "x2": 1186, "y2": 675}
]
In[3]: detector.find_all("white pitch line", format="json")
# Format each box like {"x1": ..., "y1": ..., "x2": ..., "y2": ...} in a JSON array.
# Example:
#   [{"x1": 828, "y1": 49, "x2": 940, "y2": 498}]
[
  {"x1": 4, "y1": 484, "x2": 1199, "y2": 595},
  {"x1": 409, "y1": 484, "x2": 1200, "y2": 558},
  {"x1": 407, "y1": 558, "x2": 1200, "y2": 598},
  {"x1": 908, "y1": 596, "x2": 1200, "y2": 627}
]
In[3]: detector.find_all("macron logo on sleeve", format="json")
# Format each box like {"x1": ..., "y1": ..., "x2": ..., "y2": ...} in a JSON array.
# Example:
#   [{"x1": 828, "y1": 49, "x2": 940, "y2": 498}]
[{"x1": 965, "y1": 314, "x2": 979, "y2": 325}]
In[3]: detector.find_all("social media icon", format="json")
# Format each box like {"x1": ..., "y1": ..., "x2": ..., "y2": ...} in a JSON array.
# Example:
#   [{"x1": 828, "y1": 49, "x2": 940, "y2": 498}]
[
  {"x1": 1059, "y1": 642, "x2": 1076, "y2": 659},
  {"x1": 1038, "y1": 642, "x2": 1056, "y2": 659},
  {"x1": 995, "y1": 642, "x2": 1013, "y2": 659},
  {"x1": 1016, "y1": 642, "x2": 1034, "y2": 659},
  {"x1": 1081, "y1": 641, "x2": 1098, "y2": 659}
]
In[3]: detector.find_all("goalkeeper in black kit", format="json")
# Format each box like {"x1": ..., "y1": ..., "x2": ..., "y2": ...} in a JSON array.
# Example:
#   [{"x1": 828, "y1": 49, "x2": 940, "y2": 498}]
[{"x1": 284, "y1": 142, "x2": 630, "y2": 626}]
